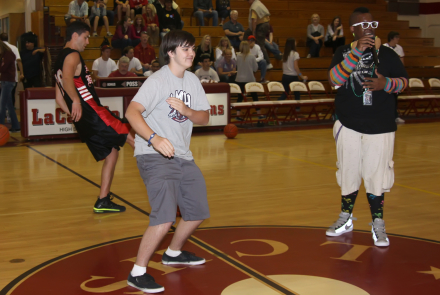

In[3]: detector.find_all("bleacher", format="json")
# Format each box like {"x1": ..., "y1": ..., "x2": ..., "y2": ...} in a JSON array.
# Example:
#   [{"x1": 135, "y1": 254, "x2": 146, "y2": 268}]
[{"x1": 44, "y1": 0, "x2": 440, "y2": 124}]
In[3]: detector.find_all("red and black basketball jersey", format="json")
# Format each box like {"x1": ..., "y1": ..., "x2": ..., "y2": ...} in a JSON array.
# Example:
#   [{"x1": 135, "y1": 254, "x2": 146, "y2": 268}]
[{"x1": 54, "y1": 47, "x2": 130, "y2": 142}]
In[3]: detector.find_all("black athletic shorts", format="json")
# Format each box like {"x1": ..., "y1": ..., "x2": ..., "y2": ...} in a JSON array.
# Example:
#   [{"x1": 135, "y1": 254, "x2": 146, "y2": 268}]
[{"x1": 85, "y1": 132, "x2": 127, "y2": 161}]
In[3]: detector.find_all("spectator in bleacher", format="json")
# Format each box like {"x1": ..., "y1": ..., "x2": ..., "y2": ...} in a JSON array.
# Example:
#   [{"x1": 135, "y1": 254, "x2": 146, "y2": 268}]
[
  {"x1": 247, "y1": 0, "x2": 271, "y2": 67},
  {"x1": 115, "y1": 0, "x2": 130, "y2": 22},
  {"x1": 91, "y1": 45, "x2": 118, "y2": 80},
  {"x1": 154, "y1": 0, "x2": 183, "y2": 28},
  {"x1": 248, "y1": 35, "x2": 268, "y2": 83},
  {"x1": 134, "y1": 31, "x2": 156, "y2": 72},
  {"x1": 131, "y1": 15, "x2": 147, "y2": 47},
  {"x1": 130, "y1": 0, "x2": 147, "y2": 20},
  {"x1": 193, "y1": 35, "x2": 214, "y2": 71},
  {"x1": 215, "y1": 36, "x2": 236, "y2": 62},
  {"x1": 278, "y1": 38, "x2": 308, "y2": 101},
  {"x1": 223, "y1": 10, "x2": 244, "y2": 50},
  {"x1": 65, "y1": 0, "x2": 91, "y2": 26},
  {"x1": 20, "y1": 39, "x2": 45, "y2": 89},
  {"x1": 0, "y1": 33, "x2": 23, "y2": 108},
  {"x1": 109, "y1": 56, "x2": 138, "y2": 77},
  {"x1": 154, "y1": 0, "x2": 181, "y2": 15},
  {"x1": 324, "y1": 16, "x2": 345, "y2": 55},
  {"x1": 112, "y1": 16, "x2": 134, "y2": 49},
  {"x1": 143, "y1": 59, "x2": 161, "y2": 76},
  {"x1": 265, "y1": 24, "x2": 282, "y2": 60},
  {"x1": 119, "y1": 46, "x2": 144, "y2": 75},
  {"x1": 100, "y1": 0, "x2": 115, "y2": 25},
  {"x1": 193, "y1": 0, "x2": 219, "y2": 26},
  {"x1": 0, "y1": 40, "x2": 20, "y2": 132},
  {"x1": 217, "y1": 48, "x2": 236, "y2": 83},
  {"x1": 383, "y1": 31, "x2": 405, "y2": 124},
  {"x1": 235, "y1": 41, "x2": 261, "y2": 120},
  {"x1": 384, "y1": 31, "x2": 404, "y2": 65},
  {"x1": 143, "y1": 3, "x2": 160, "y2": 46},
  {"x1": 306, "y1": 13, "x2": 324, "y2": 58},
  {"x1": 158, "y1": 0, "x2": 183, "y2": 39},
  {"x1": 90, "y1": 0, "x2": 113, "y2": 37},
  {"x1": 216, "y1": 0, "x2": 230, "y2": 26},
  {"x1": 195, "y1": 53, "x2": 220, "y2": 83}
]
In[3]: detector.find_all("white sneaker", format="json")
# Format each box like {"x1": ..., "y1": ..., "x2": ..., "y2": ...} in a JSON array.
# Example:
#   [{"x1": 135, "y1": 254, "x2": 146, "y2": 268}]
[
  {"x1": 370, "y1": 218, "x2": 390, "y2": 247},
  {"x1": 107, "y1": 32, "x2": 113, "y2": 37},
  {"x1": 306, "y1": 54, "x2": 311, "y2": 58},
  {"x1": 267, "y1": 63, "x2": 273, "y2": 70},
  {"x1": 395, "y1": 117, "x2": 405, "y2": 124},
  {"x1": 326, "y1": 212, "x2": 357, "y2": 236}
]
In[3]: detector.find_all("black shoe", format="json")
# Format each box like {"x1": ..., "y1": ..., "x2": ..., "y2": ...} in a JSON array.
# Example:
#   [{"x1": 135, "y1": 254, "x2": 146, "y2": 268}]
[
  {"x1": 236, "y1": 117, "x2": 244, "y2": 121},
  {"x1": 9, "y1": 128, "x2": 21, "y2": 133},
  {"x1": 162, "y1": 251, "x2": 206, "y2": 265},
  {"x1": 258, "y1": 115, "x2": 266, "y2": 120},
  {"x1": 93, "y1": 194, "x2": 126, "y2": 213},
  {"x1": 127, "y1": 273, "x2": 164, "y2": 293}
]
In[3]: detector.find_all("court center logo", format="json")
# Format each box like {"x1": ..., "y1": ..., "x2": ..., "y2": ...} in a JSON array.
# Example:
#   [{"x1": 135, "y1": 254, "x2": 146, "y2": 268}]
[
  {"x1": 168, "y1": 90, "x2": 191, "y2": 123},
  {"x1": 3, "y1": 227, "x2": 440, "y2": 295}
]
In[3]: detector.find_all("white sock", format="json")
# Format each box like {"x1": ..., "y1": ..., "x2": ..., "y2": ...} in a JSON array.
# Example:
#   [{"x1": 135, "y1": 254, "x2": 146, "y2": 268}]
[
  {"x1": 165, "y1": 247, "x2": 182, "y2": 257},
  {"x1": 131, "y1": 264, "x2": 146, "y2": 277}
]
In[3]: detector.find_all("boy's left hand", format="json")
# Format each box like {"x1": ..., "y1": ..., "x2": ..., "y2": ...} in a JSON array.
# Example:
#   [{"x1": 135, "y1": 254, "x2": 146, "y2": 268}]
[
  {"x1": 167, "y1": 97, "x2": 190, "y2": 117},
  {"x1": 362, "y1": 69, "x2": 386, "y2": 91}
]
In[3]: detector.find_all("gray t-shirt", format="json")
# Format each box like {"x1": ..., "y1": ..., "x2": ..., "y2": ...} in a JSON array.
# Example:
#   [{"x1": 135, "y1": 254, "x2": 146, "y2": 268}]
[{"x1": 132, "y1": 65, "x2": 211, "y2": 160}]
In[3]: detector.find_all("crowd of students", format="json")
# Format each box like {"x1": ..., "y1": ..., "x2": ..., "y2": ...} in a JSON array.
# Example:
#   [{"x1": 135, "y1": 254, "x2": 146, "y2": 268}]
[{"x1": 62, "y1": 0, "x2": 406, "y2": 108}]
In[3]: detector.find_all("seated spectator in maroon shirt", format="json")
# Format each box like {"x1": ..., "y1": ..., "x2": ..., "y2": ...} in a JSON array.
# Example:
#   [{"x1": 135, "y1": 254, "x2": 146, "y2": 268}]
[
  {"x1": 111, "y1": 16, "x2": 135, "y2": 49},
  {"x1": 109, "y1": 56, "x2": 138, "y2": 77},
  {"x1": 142, "y1": 3, "x2": 159, "y2": 46},
  {"x1": 129, "y1": 0, "x2": 147, "y2": 20},
  {"x1": 130, "y1": 14, "x2": 146, "y2": 47},
  {"x1": 134, "y1": 31, "x2": 156, "y2": 72}
]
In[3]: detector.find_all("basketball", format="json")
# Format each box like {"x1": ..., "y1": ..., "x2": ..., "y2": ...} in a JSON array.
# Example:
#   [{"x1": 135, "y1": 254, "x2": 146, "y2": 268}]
[
  {"x1": 223, "y1": 124, "x2": 238, "y2": 139},
  {"x1": 0, "y1": 124, "x2": 10, "y2": 146}
]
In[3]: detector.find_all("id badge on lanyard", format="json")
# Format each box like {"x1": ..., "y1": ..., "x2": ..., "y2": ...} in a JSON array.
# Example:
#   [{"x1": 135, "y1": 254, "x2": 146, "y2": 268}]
[{"x1": 363, "y1": 89, "x2": 373, "y2": 106}]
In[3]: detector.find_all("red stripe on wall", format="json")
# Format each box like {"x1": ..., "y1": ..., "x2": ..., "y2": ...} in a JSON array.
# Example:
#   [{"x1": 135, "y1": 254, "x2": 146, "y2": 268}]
[{"x1": 420, "y1": 2, "x2": 440, "y2": 14}]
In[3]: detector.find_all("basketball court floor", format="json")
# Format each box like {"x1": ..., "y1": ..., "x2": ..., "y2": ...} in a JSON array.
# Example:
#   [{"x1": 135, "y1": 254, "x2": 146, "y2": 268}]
[{"x1": 1, "y1": 122, "x2": 439, "y2": 295}]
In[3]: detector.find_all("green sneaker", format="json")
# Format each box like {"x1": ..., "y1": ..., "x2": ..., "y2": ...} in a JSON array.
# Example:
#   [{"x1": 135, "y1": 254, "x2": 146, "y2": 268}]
[{"x1": 93, "y1": 194, "x2": 126, "y2": 213}]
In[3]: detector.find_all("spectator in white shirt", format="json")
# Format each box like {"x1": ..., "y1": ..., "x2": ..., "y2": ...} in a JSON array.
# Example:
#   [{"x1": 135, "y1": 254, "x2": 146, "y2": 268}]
[
  {"x1": 117, "y1": 46, "x2": 143, "y2": 75},
  {"x1": 248, "y1": 35, "x2": 268, "y2": 83},
  {"x1": 279, "y1": 38, "x2": 308, "y2": 101},
  {"x1": 384, "y1": 31, "x2": 405, "y2": 124},
  {"x1": 0, "y1": 33, "x2": 23, "y2": 107},
  {"x1": 384, "y1": 31, "x2": 404, "y2": 65},
  {"x1": 195, "y1": 54, "x2": 220, "y2": 83},
  {"x1": 143, "y1": 59, "x2": 161, "y2": 77},
  {"x1": 91, "y1": 45, "x2": 118, "y2": 80},
  {"x1": 215, "y1": 36, "x2": 236, "y2": 62}
]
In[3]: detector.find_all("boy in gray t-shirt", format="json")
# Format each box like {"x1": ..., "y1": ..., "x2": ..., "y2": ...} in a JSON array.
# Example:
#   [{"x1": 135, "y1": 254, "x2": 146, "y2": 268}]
[{"x1": 125, "y1": 30, "x2": 211, "y2": 293}]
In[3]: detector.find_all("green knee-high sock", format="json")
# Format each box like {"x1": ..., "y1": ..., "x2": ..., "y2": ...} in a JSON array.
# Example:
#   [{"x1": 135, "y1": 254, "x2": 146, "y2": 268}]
[
  {"x1": 341, "y1": 190, "x2": 359, "y2": 214},
  {"x1": 367, "y1": 193, "x2": 385, "y2": 220}
]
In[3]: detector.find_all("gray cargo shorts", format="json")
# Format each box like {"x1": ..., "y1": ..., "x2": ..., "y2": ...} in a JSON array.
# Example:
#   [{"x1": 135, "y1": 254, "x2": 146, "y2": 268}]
[{"x1": 136, "y1": 154, "x2": 210, "y2": 226}]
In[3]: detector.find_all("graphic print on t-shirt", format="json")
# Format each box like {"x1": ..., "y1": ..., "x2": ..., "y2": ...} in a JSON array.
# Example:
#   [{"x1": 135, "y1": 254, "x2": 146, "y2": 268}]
[
  {"x1": 342, "y1": 48, "x2": 377, "y2": 92},
  {"x1": 168, "y1": 90, "x2": 191, "y2": 123}
]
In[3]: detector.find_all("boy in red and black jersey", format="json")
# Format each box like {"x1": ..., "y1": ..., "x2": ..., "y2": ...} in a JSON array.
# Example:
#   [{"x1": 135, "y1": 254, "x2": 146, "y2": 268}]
[{"x1": 54, "y1": 21, "x2": 134, "y2": 213}]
